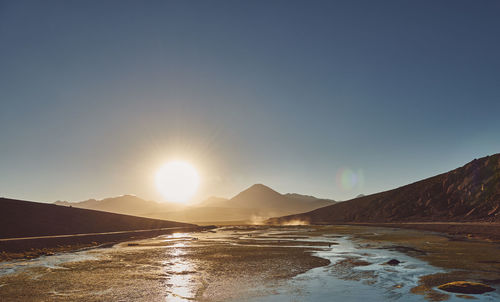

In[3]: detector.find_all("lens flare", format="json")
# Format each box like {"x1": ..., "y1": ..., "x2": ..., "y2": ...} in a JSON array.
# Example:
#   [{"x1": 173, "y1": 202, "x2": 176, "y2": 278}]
[{"x1": 336, "y1": 168, "x2": 364, "y2": 191}]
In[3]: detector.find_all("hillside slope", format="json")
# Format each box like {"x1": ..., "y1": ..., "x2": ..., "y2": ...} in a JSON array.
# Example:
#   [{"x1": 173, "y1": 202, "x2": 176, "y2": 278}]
[
  {"x1": 269, "y1": 153, "x2": 500, "y2": 224},
  {"x1": 0, "y1": 197, "x2": 194, "y2": 238}
]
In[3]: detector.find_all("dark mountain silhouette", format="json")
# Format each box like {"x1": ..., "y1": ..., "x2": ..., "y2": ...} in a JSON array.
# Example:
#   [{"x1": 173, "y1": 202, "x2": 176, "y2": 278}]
[
  {"x1": 226, "y1": 184, "x2": 335, "y2": 212},
  {"x1": 54, "y1": 195, "x2": 184, "y2": 216},
  {"x1": 55, "y1": 184, "x2": 335, "y2": 224},
  {"x1": 145, "y1": 207, "x2": 265, "y2": 224},
  {"x1": 284, "y1": 193, "x2": 335, "y2": 202},
  {"x1": 150, "y1": 184, "x2": 336, "y2": 223},
  {"x1": 269, "y1": 153, "x2": 500, "y2": 224},
  {"x1": 196, "y1": 196, "x2": 230, "y2": 207},
  {"x1": 0, "y1": 197, "x2": 194, "y2": 239}
]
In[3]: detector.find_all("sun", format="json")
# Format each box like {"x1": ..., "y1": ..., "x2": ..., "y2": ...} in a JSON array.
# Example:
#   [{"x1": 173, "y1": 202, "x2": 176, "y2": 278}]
[{"x1": 155, "y1": 161, "x2": 200, "y2": 203}]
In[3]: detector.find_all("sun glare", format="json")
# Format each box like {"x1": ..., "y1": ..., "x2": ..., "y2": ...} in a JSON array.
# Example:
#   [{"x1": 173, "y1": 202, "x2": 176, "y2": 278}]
[{"x1": 155, "y1": 161, "x2": 200, "y2": 203}]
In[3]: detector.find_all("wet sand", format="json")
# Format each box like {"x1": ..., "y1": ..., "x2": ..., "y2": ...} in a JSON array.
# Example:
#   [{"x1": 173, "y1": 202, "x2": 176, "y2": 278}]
[{"x1": 0, "y1": 225, "x2": 499, "y2": 301}]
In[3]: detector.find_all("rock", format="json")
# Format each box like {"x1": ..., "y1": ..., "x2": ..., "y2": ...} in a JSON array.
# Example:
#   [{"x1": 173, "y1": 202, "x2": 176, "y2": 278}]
[
  {"x1": 456, "y1": 294, "x2": 477, "y2": 300},
  {"x1": 386, "y1": 259, "x2": 401, "y2": 266},
  {"x1": 437, "y1": 281, "x2": 495, "y2": 294},
  {"x1": 337, "y1": 258, "x2": 372, "y2": 267},
  {"x1": 127, "y1": 243, "x2": 139, "y2": 246}
]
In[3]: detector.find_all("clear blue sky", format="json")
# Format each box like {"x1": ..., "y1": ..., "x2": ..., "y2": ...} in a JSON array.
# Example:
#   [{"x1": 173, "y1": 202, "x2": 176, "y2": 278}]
[{"x1": 1, "y1": 0, "x2": 499, "y2": 203}]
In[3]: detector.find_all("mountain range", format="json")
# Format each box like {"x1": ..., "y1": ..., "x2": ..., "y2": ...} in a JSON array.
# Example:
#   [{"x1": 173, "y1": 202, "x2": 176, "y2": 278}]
[
  {"x1": 269, "y1": 153, "x2": 500, "y2": 224},
  {"x1": 54, "y1": 184, "x2": 336, "y2": 224},
  {"x1": 54, "y1": 195, "x2": 184, "y2": 217}
]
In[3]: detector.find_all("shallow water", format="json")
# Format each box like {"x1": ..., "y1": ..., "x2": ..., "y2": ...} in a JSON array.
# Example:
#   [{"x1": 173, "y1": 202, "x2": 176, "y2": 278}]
[
  {"x1": 0, "y1": 249, "x2": 98, "y2": 277},
  {"x1": 244, "y1": 235, "x2": 498, "y2": 301},
  {"x1": 0, "y1": 226, "x2": 499, "y2": 301}
]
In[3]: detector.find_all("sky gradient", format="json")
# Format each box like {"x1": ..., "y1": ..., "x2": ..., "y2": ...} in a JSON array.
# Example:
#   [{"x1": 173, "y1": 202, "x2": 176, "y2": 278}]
[{"x1": 1, "y1": 0, "x2": 499, "y2": 203}]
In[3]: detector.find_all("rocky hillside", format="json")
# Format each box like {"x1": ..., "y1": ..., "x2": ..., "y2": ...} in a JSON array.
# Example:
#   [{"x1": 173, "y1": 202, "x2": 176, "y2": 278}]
[{"x1": 269, "y1": 153, "x2": 500, "y2": 224}]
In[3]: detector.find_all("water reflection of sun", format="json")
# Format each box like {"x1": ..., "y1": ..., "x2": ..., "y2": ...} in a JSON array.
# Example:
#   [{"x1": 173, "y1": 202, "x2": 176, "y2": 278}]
[{"x1": 162, "y1": 235, "x2": 197, "y2": 302}]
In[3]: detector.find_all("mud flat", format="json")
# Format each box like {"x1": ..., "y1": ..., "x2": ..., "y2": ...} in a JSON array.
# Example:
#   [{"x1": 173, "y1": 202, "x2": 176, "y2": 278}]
[
  {"x1": 0, "y1": 227, "x2": 329, "y2": 301},
  {"x1": 352, "y1": 222, "x2": 500, "y2": 241},
  {"x1": 0, "y1": 226, "x2": 499, "y2": 301}
]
